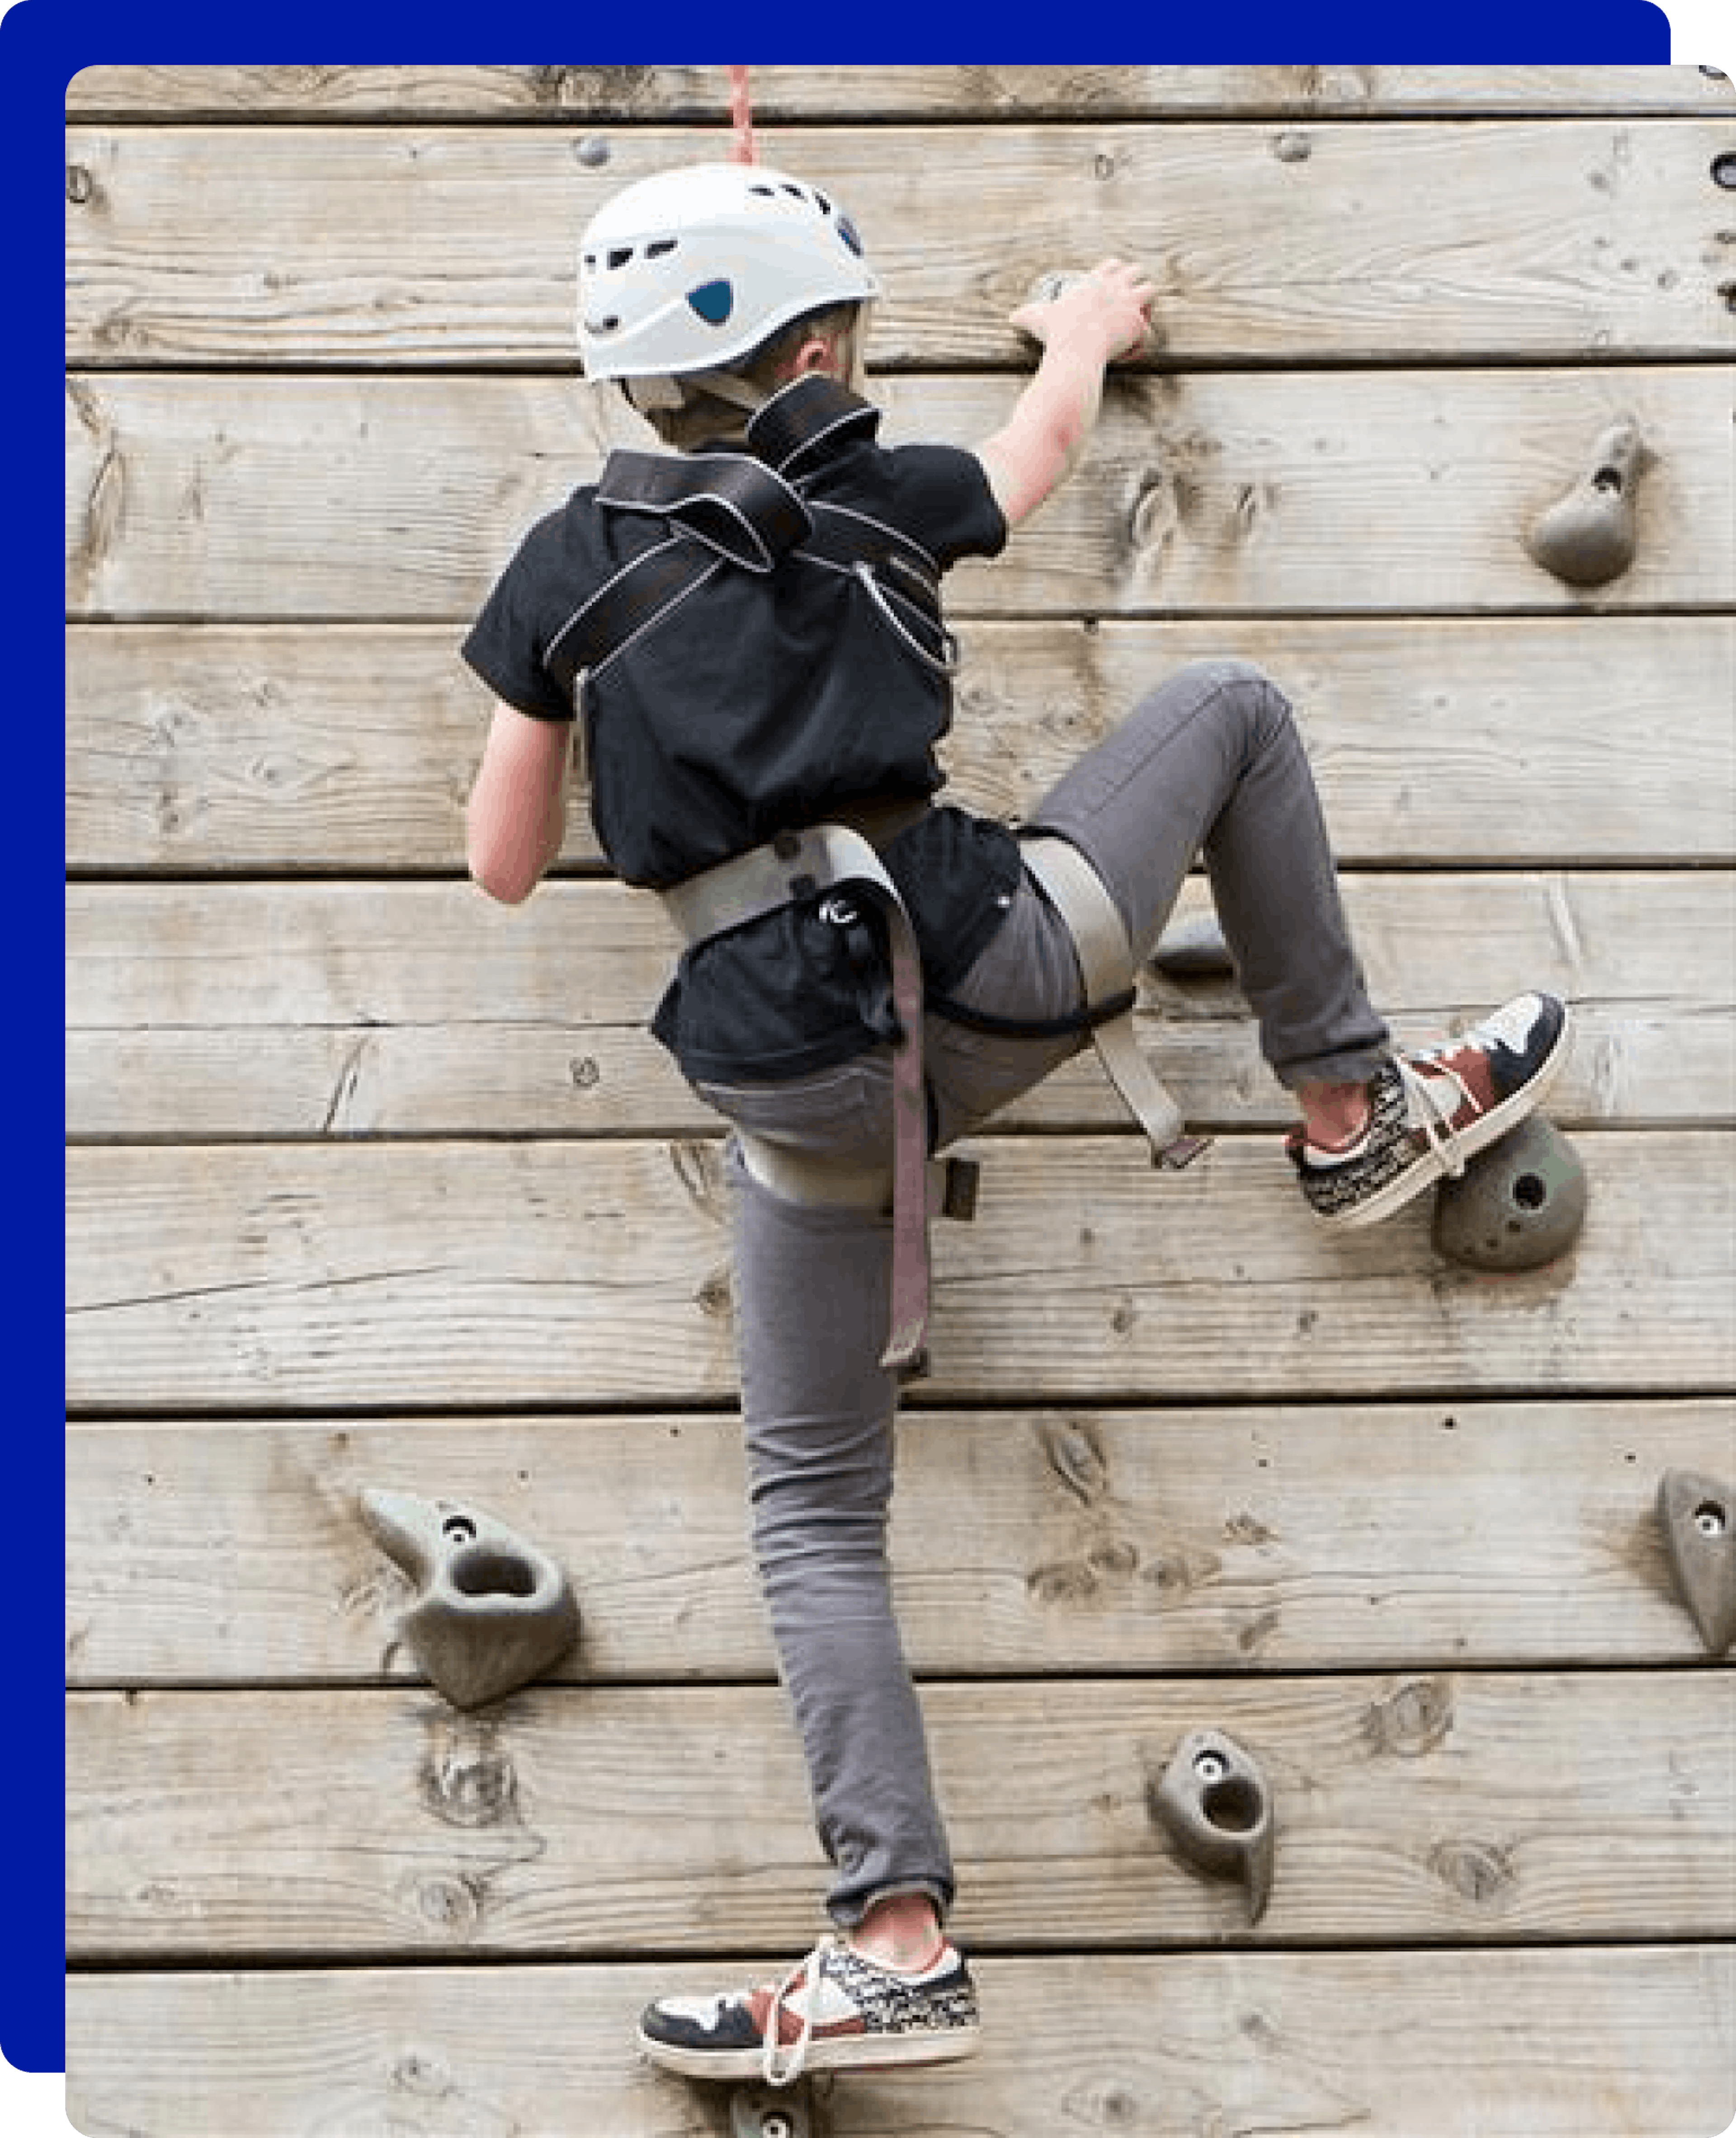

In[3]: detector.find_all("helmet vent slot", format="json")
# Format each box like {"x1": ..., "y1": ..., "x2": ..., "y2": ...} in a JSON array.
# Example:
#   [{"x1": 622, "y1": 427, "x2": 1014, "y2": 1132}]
[
  {"x1": 646, "y1": 239, "x2": 678, "y2": 260},
  {"x1": 606, "y1": 246, "x2": 634, "y2": 270}
]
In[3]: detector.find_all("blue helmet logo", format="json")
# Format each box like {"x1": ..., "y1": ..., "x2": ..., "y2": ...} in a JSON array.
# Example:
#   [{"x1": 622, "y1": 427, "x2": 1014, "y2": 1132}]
[{"x1": 686, "y1": 278, "x2": 734, "y2": 326}]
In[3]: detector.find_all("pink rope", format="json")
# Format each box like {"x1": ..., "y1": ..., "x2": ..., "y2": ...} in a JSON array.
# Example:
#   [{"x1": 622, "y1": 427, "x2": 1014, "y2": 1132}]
[{"x1": 727, "y1": 66, "x2": 757, "y2": 164}]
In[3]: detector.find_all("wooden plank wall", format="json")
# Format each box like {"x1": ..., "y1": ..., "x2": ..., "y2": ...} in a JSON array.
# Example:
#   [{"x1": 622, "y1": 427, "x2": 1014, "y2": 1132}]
[{"x1": 65, "y1": 65, "x2": 1736, "y2": 2138}]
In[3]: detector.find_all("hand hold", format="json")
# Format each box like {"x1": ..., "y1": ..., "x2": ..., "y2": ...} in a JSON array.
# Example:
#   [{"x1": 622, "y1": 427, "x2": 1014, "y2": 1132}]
[
  {"x1": 359, "y1": 1487, "x2": 580, "y2": 1709},
  {"x1": 1150, "y1": 1727, "x2": 1275, "y2": 1924},
  {"x1": 1525, "y1": 423, "x2": 1647, "y2": 587},
  {"x1": 1657, "y1": 1470, "x2": 1736, "y2": 1655},
  {"x1": 1152, "y1": 909, "x2": 1235, "y2": 978},
  {"x1": 1431, "y1": 1115, "x2": 1588, "y2": 1272},
  {"x1": 1024, "y1": 269, "x2": 1085, "y2": 310}
]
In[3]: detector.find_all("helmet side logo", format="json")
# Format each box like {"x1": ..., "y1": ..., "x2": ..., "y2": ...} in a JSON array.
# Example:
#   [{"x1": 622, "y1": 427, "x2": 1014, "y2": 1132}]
[{"x1": 687, "y1": 278, "x2": 735, "y2": 326}]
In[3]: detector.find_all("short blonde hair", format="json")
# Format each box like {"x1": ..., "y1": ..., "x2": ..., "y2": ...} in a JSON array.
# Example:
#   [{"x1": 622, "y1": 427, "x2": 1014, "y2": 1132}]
[{"x1": 628, "y1": 302, "x2": 865, "y2": 450}]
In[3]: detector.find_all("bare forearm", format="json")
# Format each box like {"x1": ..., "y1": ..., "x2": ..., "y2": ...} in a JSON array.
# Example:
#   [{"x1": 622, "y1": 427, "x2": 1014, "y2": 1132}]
[
  {"x1": 467, "y1": 705, "x2": 574, "y2": 905},
  {"x1": 979, "y1": 339, "x2": 1110, "y2": 528}
]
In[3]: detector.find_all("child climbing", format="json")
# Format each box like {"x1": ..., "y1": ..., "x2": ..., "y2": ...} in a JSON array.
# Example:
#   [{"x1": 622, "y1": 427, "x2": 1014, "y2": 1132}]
[{"x1": 461, "y1": 161, "x2": 1569, "y2": 2088}]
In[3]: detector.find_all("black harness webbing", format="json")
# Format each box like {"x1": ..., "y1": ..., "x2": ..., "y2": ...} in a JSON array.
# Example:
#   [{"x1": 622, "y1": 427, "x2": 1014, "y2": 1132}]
[{"x1": 542, "y1": 377, "x2": 948, "y2": 707}]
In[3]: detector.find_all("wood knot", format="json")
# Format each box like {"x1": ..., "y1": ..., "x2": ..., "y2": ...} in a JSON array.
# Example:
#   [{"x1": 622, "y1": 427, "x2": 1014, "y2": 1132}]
[
  {"x1": 1429, "y1": 1836, "x2": 1516, "y2": 1906},
  {"x1": 412, "y1": 1872, "x2": 484, "y2": 1935},
  {"x1": 1362, "y1": 1675, "x2": 1455, "y2": 1758},
  {"x1": 420, "y1": 1723, "x2": 520, "y2": 1828},
  {"x1": 1040, "y1": 1419, "x2": 1109, "y2": 1505}
]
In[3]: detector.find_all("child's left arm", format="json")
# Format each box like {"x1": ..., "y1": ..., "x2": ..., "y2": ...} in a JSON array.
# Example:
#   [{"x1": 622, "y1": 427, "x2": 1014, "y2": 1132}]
[{"x1": 466, "y1": 702, "x2": 575, "y2": 905}]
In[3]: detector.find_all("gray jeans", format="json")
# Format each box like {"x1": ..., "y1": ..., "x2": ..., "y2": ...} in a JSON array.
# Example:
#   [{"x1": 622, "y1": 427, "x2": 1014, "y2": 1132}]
[{"x1": 691, "y1": 660, "x2": 1390, "y2": 1928}]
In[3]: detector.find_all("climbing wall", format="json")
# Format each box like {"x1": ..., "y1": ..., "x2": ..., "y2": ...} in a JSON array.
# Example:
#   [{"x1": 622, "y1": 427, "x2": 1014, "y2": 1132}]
[{"x1": 65, "y1": 66, "x2": 1736, "y2": 2136}]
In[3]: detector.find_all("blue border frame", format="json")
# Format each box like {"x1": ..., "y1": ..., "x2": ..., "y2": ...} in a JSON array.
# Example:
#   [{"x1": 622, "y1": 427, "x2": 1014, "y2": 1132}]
[{"x1": 24, "y1": 0, "x2": 1680, "y2": 2100}]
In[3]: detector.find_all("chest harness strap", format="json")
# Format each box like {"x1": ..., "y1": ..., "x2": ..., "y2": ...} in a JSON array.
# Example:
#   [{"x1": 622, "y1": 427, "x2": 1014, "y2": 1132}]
[{"x1": 541, "y1": 377, "x2": 956, "y2": 706}]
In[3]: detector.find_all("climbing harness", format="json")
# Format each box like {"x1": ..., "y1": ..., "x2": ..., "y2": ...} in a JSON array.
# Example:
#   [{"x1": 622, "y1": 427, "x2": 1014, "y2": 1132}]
[{"x1": 548, "y1": 380, "x2": 1203, "y2": 1378}]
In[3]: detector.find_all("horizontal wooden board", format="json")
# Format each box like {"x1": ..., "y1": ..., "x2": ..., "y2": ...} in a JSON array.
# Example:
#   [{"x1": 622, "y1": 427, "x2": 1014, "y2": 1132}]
[
  {"x1": 65, "y1": 1671, "x2": 1735, "y2": 1955},
  {"x1": 63, "y1": 1131, "x2": 1733, "y2": 1409},
  {"x1": 65, "y1": 872, "x2": 1736, "y2": 1139},
  {"x1": 64, "y1": 1948, "x2": 1736, "y2": 2137},
  {"x1": 65, "y1": 368, "x2": 1736, "y2": 620},
  {"x1": 65, "y1": 1401, "x2": 1736, "y2": 1686},
  {"x1": 66, "y1": 122, "x2": 1736, "y2": 368},
  {"x1": 65, "y1": 618, "x2": 1736, "y2": 870},
  {"x1": 64, "y1": 62, "x2": 1736, "y2": 118}
]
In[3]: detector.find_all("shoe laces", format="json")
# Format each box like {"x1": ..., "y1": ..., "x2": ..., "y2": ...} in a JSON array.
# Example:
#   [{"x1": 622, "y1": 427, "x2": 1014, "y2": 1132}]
[
  {"x1": 1396, "y1": 1053, "x2": 1474, "y2": 1180},
  {"x1": 761, "y1": 1933, "x2": 839, "y2": 2087}
]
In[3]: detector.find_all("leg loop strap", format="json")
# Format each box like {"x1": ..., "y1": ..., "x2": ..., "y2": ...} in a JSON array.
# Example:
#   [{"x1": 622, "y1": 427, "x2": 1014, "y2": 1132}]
[
  {"x1": 662, "y1": 825, "x2": 943, "y2": 1380},
  {"x1": 1019, "y1": 834, "x2": 1210, "y2": 1170}
]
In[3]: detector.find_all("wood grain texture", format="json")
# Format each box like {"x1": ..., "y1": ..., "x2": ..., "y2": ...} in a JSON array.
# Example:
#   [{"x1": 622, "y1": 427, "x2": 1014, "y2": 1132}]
[
  {"x1": 63, "y1": 1132, "x2": 1733, "y2": 1410},
  {"x1": 66, "y1": 1672, "x2": 1735, "y2": 1957},
  {"x1": 66, "y1": 121, "x2": 1736, "y2": 367},
  {"x1": 66, "y1": 618, "x2": 1736, "y2": 871},
  {"x1": 64, "y1": 61, "x2": 1736, "y2": 117},
  {"x1": 63, "y1": 1947, "x2": 1736, "y2": 2137},
  {"x1": 64, "y1": 368, "x2": 1736, "y2": 621},
  {"x1": 65, "y1": 1401, "x2": 1736, "y2": 1687},
  {"x1": 65, "y1": 871, "x2": 1736, "y2": 1137}
]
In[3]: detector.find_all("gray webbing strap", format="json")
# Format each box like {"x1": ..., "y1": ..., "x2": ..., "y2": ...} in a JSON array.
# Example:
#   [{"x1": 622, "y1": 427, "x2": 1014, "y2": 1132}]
[
  {"x1": 1019, "y1": 835, "x2": 1209, "y2": 1170},
  {"x1": 660, "y1": 826, "x2": 937, "y2": 1379}
]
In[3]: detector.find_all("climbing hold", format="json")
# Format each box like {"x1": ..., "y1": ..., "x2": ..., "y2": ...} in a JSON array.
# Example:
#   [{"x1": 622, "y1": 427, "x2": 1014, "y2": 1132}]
[
  {"x1": 359, "y1": 1488, "x2": 580, "y2": 1709},
  {"x1": 1431, "y1": 1115, "x2": 1587, "y2": 1272},
  {"x1": 1150, "y1": 1727, "x2": 1275, "y2": 1924},
  {"x1": 1152, "y1": 910, "x2": 1235, "y2": 978},
  {"x1": 1025, "y1": 268, "x2": 1085, "y2": 309},
  {"x1": 1524, "y1": 422, "x2": 1648, "y2": 587},
  {"x1": 1656, "y1": 1470, "x2": 1736, "y2": 1655},
  {"x1": 730, "y1": 2082, "x2": 812, "y2": 2138}
]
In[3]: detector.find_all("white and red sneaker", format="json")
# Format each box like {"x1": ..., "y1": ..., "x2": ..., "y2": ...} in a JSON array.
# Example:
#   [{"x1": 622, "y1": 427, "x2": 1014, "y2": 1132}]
[
  {"x1": 1290, "y1": 992, "x2": 1571, "y2": 1228},
  {"x1": 636, "y1": 1933, "x2": 981, "y2": 2085}
]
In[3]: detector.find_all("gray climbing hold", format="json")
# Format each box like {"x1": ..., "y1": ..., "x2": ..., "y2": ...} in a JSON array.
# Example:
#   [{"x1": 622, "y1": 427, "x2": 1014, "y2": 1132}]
[
  {"x1": 1150, "y1": 1727, "x2": 1275, "y2": 1925},
  {"x1": 1525, "y1": 422, "x2": 1647, "y2": 587},
  {"x1": 1152, "y1": 910, "x2": 1235, "y2": 978},
  {"x1": 1657, "y1": 1469, "x2": 1736, "y2": 1655},
  {"x1": 731, "y1": 2082, "x2": 812, "y2": 2138},
  {"x1": 359, "y1": 1487, "x2": 580, "y2": 1709},
  {"x1": 1431, "y1": 1114, "x2": 1587, "y2": 1272}
]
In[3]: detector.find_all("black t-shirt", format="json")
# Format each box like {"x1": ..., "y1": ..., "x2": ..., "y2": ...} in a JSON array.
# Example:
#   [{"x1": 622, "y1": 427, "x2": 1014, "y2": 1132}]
[{"x1": 462, "y1": 408, "x2": 1021, "y2": 1084}]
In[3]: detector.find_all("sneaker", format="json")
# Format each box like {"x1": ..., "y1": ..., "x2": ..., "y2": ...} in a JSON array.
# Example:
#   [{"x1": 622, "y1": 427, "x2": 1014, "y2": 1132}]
[
  {"x1": 1290, "y1": 991, "x2": 1570, "y2": 1228},
  {"x1": 636, "y1": 1933, "x2": 981, "y2": 2085}
]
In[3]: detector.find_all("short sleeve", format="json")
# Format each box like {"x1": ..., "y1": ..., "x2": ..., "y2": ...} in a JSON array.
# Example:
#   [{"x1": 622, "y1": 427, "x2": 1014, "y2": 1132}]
[
  {"x1": 883, "y1": 443, "x2": 1010, "y2": 569},
  {"x1": 460, "y1": 516, "x2": 576, "y2": 723}
]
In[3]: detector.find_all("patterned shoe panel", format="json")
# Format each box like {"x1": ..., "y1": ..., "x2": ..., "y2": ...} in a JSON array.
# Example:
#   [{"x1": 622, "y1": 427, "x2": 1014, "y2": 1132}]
[{"x1": 1293, "y1": 992, "x2": 1569, "y2": 1229}]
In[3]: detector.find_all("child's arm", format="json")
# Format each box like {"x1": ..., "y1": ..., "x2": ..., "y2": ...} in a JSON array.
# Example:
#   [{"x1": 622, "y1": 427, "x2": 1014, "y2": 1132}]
[
  {"x1": 466, "y1": 701, "x2": 575, "y2": 904},
  {"x1": 975, "y1": 258, "x2": 1156, "y2": 531}
]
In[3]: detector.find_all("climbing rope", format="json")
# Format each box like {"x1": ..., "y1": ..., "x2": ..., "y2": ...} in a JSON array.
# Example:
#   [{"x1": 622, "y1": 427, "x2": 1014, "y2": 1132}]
[{"x1": 728, "y1": 66, "x2": 757, "y2": 165}]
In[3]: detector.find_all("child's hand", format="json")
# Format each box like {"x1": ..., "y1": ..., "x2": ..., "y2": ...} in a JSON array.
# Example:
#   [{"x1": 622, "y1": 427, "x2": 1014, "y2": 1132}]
[{"x1": 1008, "y1": 259, "x2": 1156, "y2": 364}]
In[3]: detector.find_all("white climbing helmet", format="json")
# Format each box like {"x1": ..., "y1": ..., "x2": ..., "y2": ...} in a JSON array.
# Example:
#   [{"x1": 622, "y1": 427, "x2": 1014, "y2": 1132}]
[{"x1": 576, "y1": 161, "x2": 880, "y2": 384}]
